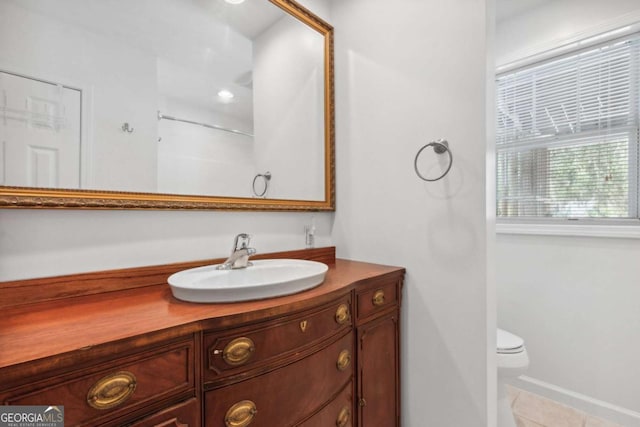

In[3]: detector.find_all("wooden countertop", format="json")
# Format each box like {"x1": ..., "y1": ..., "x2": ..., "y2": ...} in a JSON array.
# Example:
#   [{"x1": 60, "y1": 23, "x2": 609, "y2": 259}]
[{"x1": 0, "y1": 250, "x2": 403, "y2": 370}]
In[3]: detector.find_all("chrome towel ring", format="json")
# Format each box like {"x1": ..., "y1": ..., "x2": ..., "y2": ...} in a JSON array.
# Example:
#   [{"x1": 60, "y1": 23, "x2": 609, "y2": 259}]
[
  {"x1": 252, "y1": 172, "x2": 271, "y2": 197},
  {"x1": 414, "y1": 139, "x2": 453, "y2": 182}
]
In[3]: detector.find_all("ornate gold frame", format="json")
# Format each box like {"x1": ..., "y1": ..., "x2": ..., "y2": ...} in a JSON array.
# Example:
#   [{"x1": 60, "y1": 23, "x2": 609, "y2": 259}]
[{"x1": 0, "y1": 0, "x2": 334, "y2": 211}]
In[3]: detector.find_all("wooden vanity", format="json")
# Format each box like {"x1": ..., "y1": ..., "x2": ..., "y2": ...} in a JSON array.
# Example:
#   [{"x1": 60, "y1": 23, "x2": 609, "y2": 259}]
[{"x1": 0, "y1": 247, "x2": 403, "y2": 427}]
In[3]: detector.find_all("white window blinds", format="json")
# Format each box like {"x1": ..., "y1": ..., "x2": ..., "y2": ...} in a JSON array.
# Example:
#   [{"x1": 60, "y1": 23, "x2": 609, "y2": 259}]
[{"x1": 496, "y1": 33, "x2": 640, "y2": 220}]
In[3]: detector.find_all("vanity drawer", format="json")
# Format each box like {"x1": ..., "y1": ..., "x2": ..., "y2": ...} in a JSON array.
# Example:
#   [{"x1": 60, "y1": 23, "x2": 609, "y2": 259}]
[
  {"x1": 2, "y1": 338, "x2": 195, "y2": 427},
  {"x1": 299, "y1": 381, "x2": 353, "y2": 427},
  {"x1": 356, "y1": 279, "x2": 399, "y2": 322},
  {"x1": 204, "y1": 331, "x2": 354, "y2": 427},
  {"x1": 129, "y1": 398, "x2": 200, "y2": 427},
  {"x1": 204, "y1": 295, "x2": 351, "y2": 382}
]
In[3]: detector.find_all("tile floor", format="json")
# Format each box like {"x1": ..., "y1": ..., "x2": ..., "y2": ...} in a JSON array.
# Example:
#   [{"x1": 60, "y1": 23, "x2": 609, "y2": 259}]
[{"x1": 507, "y1": 386, "x2": 624, "y2": 427}]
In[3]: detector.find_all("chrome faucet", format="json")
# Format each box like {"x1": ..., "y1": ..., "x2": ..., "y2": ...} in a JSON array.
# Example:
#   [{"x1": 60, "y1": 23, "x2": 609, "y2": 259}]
[{"x1": 217, "y1": 233, "x2": 257, "y2": 270}]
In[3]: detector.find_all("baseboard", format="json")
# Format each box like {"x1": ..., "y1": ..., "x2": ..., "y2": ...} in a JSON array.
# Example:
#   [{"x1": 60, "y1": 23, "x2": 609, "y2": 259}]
[{"x1": 512, "y1": 376, "x2": 640, "y2": 427}]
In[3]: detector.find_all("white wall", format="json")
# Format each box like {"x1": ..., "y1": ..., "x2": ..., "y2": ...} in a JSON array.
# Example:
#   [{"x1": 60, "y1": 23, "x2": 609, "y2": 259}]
[
  {"x1": 496, "y1": 0, "x2": 640, "y2": 66},
  {"x1": 496, "y1": 1, "x2": 640, "y2": 425},
  {"x1": 330, "y1": 0, "x2": 492, "y2": 425},
  {"x1": 0, "y1": 209, "x2": 333, "y2": 282},
  {"x1": 497, "y1": 235, "x2": 640, "y2": 423}
]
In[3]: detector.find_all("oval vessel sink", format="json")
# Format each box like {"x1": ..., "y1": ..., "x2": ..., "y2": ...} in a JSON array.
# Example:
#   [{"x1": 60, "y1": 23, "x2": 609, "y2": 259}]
[{"x1": 168, "y1": 259, "x2": 329, "y2": 303}]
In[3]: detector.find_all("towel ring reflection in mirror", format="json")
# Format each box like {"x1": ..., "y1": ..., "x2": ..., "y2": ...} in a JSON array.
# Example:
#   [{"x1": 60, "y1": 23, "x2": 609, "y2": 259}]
[
  {"x1": 252, "y1": 172, "x2": 272, "y2": 198},
  {"x1": 414, "y1": 139, "x2": 453, "y2": 182},
  {"x1": 121, "y1": 122, "x2": 134, "y2": 133}
]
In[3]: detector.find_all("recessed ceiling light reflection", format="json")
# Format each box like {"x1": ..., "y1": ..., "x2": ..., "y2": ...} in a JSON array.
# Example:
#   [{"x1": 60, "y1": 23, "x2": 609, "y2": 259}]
[
  {"x1": 225, "y1": 0, "x2": 245, "y2": 4},
  {"x1": 217, "y1": 89, "x2": 235, "y2": 100}
]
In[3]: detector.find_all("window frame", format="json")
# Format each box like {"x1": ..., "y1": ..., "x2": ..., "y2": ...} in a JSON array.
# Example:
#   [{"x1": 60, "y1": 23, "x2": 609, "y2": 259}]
[{"x1": 495, "y1": 30, "x2": 640, "y2": 235}]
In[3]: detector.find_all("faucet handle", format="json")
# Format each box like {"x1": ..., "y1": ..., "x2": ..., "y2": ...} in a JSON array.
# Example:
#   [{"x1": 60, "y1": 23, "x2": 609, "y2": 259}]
[{"x1": 233, "y1": 233, "x2": 251, "y2": 251}]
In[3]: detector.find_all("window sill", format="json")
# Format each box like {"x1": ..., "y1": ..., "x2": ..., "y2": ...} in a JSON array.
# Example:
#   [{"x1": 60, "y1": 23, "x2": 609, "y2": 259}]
[{"x1": 496, "y1": 222, "x2": 640, "y2": 239}]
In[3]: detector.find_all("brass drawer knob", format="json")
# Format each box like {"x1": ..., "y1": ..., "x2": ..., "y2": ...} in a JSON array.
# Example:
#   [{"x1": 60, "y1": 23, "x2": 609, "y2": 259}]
[
  {"x1": 222, "y1": 337, "x2": 255, "y2": 366},
  {"x1": 225, "y1": 400, "x2": 257, "y2": 427},
  {"x1": 372, "y1": 290, "x2": 385, "y2": 306},
  {"x1": 336, "y1": 406, "x2": 350, "y2": 427},
  {"x1": 336, "y1": 349, "x2": 351, "y2": 371},
  {"x1": 335, "y1": 304, "x2": 350, "y2": 325},
  {"x1": 86, "y1": 371, "x2": 137, "y2": 410}
]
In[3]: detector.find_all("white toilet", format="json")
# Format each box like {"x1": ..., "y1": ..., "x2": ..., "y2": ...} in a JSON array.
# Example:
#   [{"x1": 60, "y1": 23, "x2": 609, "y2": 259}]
[{"x1": 497, "y1": 328, "x2": 529, "y2": 427}]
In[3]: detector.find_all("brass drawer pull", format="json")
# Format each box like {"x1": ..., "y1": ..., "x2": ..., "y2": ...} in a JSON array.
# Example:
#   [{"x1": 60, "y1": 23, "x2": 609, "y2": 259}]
[
  {"x1": 336, "y1": 349, "x2": 351, "y2": 371},
  {"x1": 218, "y1": 337, "x2": 255, "y2": 366},
  {"x1": 336, "y1": 406, "x2": 350, "y2": 427},
  {"x1": 372, "y1": 290, "x2": 385, "y2": 306},
  {"x1": 87, "y1": 371, "x2": 137, "y2": 410},
  {"x1": 225, "y1": 400, "x2": 257, "y2": 427},
  {"x1": 335, "y1": 304, "x2": 350, "y2": 325}
]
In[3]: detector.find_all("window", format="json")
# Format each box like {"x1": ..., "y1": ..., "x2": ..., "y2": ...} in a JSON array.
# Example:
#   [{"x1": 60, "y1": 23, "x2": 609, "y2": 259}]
[{"x1": 496, "y1": 32, "x2": 640, "y2": 222}]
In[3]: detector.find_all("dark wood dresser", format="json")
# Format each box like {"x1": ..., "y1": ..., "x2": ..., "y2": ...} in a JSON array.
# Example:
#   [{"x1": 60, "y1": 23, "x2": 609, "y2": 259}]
[{"x1": 0, "y1": 247, "x2": 404, "y2": 427}]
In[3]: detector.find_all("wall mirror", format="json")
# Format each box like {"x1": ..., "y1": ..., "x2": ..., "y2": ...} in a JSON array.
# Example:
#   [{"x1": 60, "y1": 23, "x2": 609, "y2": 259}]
[{"x1": 0, "y1": 0, "x2": 334, "y2": 210}]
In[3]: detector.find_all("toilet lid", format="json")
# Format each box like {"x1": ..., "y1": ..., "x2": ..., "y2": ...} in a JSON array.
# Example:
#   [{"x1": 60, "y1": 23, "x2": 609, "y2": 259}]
[{"x1": 497, "y1": 328, "x2": 524, "y2": 354}]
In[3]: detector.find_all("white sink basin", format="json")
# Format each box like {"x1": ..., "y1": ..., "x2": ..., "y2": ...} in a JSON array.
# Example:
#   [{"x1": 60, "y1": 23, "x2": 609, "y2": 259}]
[{"x1": 168, "y1": 259, "x2": 329, "y2": 303}]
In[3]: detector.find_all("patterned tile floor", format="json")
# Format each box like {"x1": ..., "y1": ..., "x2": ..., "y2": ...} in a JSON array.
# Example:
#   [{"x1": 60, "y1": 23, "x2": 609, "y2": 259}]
[{"x1": 507, "y1": 386, "x2": 623, "y2": 427}]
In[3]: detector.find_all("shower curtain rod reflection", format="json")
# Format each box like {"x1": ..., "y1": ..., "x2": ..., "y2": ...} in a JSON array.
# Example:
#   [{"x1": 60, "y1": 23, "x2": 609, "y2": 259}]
[{"x1": 157, "y1": 111, "x2": 254, "y2": 138}]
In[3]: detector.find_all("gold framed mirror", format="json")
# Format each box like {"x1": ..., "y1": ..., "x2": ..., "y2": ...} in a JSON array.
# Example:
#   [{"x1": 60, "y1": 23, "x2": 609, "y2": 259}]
[{"x1": 0, "y1": 0, "x2": 334, "y2": 211}]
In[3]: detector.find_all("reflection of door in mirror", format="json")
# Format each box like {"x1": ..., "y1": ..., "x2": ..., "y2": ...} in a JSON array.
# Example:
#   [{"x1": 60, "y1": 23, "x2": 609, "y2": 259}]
[{"x1": 0, "y1": 72, "x2": 81, "y2": 188}]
